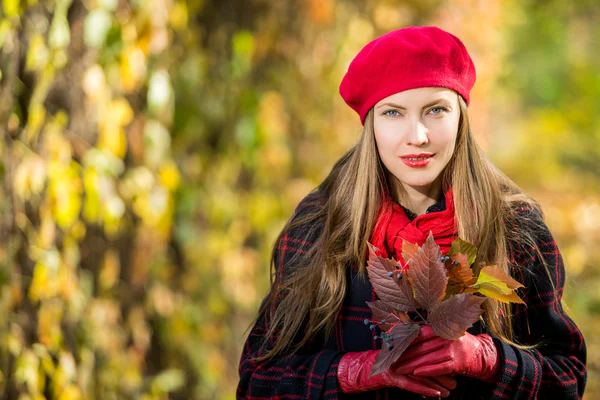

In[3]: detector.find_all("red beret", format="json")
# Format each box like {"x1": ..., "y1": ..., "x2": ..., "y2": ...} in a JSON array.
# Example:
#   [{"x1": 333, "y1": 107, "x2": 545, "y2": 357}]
[{"x1": 339, "y1": 26, "x2": 476, "y2": 125}]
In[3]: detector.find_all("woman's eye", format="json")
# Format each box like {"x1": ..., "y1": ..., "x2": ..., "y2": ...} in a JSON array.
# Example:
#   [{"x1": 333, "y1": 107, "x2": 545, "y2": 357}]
[
  {"x1": 428, "y1": 107, "x2": 447, "y2": 115},
  {"x1": 383, "y1": 109, "x2": 401, "y2": 117}
]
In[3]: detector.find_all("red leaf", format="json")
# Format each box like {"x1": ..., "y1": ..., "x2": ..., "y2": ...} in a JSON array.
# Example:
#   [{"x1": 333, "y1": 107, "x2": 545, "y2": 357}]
[
  {"x1": 429, "y1": 294, "x2": 486, "y2": 340},
  {"x1": 370, "y1": 323, "x2": 420, "y2": 376},
  {"x1": 367, "y1": 243, "x2": 416, "y2": 312},
  {"x1": 407, "y1": 232, "x2": 448, "y2": 310}
]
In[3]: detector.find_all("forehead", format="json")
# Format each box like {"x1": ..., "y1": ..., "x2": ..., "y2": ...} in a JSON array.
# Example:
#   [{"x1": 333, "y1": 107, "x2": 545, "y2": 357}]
[{"x1": 375, "y1": 87, "x2": 458, "y2": 107}]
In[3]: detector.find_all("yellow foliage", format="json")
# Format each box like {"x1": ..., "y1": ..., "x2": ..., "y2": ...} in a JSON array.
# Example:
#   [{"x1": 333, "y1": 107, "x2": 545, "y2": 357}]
[
  {"x1": 47, "y1": 162, "x2": 82, "y2": 229},
  {"x1": 120, "y1": 46, "x2": 147, "y2": 92},
  {"x1": 26, "y1": 34, "x2": 50, "y2": 72},
  {"x1": 98, "y1": 98, "x2": 133, "y2": 158},
  {"x1": 168, "y1": 2, "x2": 188, "y2": 30},
  {"x1": 57, "y1": 384, "x2": 82, "y2": 400},
  {"x1": 29, "y1": 258, "x2": 59, "y2": 303},
  {"x1": 158, "y1": 161, "x2": 180, "y2": 191},
  {"x1": 82, "y1": 64, "x2": 108, "y2": 103}
]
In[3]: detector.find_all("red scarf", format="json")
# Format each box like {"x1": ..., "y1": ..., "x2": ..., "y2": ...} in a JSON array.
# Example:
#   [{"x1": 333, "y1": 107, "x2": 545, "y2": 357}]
[{"x1": 369, "y1": 187, "x2": 458, "y2": 267}]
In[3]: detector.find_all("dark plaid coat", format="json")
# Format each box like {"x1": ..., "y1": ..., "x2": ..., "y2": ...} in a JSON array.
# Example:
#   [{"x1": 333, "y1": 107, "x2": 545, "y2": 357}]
[{"x1": 237, "y1": 191, "x2": 587, "y2": 399}]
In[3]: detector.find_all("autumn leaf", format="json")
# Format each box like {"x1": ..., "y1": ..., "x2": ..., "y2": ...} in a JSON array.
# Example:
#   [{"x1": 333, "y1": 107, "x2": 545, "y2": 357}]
[
  {"x1": 449, "y1": 238, "x2": 478, "y2": 265},
  {"x1": 469, "y1": 265, "x2": 525, "y2": 304},
  {"x1": 445, "y1": 253, "x2": 477, "y2": 296},
  {"x1": 366, "y1": 300, "x2": 410, "y2": 331},
  {"x1": 367, "y1": 243, "x2": 403, "y2": 272},
  {"x1": 401, "y1": 239, "x2": 419, "y2": 264},
  {"x1": 477, "y1": 287, "x2": 525, "y2": 304},
  {"x1": 367, "y1": 243, "x2": 417, "y2": 312},
  {"x1": 371, "y1": 323, "x2": 420, "y2": 376},
  {"x1": 447, "y1": 253, "x2": 476, "y2": 285},
  {"x1": 474, "y1": 265, "x2": 524, "y2": 289},
  {"x1": 407, "y1": 232, "x2": 448, "y2": 310},
  {"x1": 365, "y1": 235, "x2": 525, "y2": 377},
  {"x1": 429, "y1": 294, "x2": 486, "y2": 340}
]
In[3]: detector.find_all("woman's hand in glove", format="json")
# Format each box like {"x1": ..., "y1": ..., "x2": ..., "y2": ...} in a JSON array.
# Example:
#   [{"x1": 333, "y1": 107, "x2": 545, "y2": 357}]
[
  {"x1": 393, "y1": 325, "x2": 500, "y2": 383},
  {"x1": 337, "y1": 349, "x2": 457, "y2": 396}
]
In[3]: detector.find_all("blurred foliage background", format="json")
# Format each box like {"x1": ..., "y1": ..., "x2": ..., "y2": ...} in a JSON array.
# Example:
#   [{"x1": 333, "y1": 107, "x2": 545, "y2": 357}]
[{"x1": 0, "y1": 0, "x2": 598, "y2": 398}]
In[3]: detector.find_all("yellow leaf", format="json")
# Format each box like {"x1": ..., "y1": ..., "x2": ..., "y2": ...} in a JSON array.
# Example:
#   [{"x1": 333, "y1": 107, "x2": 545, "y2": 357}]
[
  {"x1": 470, "y1": 265, "x2": 524, "y2": 304},
  {"x1": 477, "y1": 281, "x2": 513, "y2": 295},
  {"x1": 475, "y1": 265, "x2": 524, "y2": 289},
  {"x1": 477, "y1": 286, "x2": 525, "y2": 304}
]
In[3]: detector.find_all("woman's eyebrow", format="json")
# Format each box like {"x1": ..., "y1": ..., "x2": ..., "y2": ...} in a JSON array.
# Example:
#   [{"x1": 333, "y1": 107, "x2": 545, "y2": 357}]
[{"x1": 375, "y1": 98, "x2": 452, "y2": 110}]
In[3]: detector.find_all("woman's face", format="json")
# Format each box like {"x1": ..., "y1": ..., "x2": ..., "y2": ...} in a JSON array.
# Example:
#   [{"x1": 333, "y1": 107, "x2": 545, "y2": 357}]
[{"x1": 373, "y1": 87, "x2": 460, "y2": 196}]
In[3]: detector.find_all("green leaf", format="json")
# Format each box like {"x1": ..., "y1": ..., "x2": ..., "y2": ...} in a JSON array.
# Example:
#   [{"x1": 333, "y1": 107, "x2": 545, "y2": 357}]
[{"x1": 449, "y1": 238, "x2": 478, "y2": 265}]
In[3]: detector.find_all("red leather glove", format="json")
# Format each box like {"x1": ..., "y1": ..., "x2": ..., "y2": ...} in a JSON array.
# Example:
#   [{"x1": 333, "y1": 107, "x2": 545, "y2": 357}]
[
  {"x1": 337, "y1": 349, "x2": 456, "y2": 396},
  {"x1": 393, "y1": 325, "x2": 500, "y2": 383}
]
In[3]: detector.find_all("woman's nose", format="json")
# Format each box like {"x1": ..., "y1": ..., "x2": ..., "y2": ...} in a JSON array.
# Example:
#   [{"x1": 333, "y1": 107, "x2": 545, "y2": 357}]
[{"x1": 406, "y1": 119, "x2": 429, "y2": 146}]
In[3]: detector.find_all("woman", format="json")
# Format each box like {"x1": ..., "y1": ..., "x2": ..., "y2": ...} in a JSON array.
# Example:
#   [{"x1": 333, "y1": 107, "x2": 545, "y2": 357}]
[{"x1": 236, "y1": 26, "x2": 587, "y2": 399}]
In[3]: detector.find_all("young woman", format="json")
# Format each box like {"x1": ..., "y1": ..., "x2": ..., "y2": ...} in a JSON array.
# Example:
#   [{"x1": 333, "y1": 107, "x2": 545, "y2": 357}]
[{"x1": 236, "y1": 26, "x2": 587, "y2": 399}]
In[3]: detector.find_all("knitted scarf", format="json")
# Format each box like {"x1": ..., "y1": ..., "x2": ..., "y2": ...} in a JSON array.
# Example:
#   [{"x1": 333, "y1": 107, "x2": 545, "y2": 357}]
[{"x1": 369, "y1": 187, "x2": 458, "y2": 267}]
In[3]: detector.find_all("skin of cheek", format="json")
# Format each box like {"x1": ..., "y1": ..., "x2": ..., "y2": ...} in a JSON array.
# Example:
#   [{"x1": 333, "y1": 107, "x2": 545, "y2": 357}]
[{"x1": 373, "y1": 116, "x2": 459, "y2": 191}]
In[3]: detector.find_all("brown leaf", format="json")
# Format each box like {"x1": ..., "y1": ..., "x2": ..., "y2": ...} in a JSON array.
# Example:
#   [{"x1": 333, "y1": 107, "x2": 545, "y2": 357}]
[
  {"x1": 401, "y1": 239, "x2": 419, "y2": 264},
  {"x1": 366, "y1": 300, "x2": 399, "y2": 323},
  {"x1": 447, "y1": 253, "x2": 476, "y2": 286},
  {"x1": 371, "y1": 324, "x2": 420, "y2": 376},
  {"x1": 429, "y1": 294, "x2": 486, "y2": 340},
  {"x1": 407, "y1": 232, "x2": 448, "y2": 310},
  {"x1": 366, "y1": 243, "x2": 416, "y2": 312},
  {"x1": 366, "y1": 301, "x2": 411, "y2": 331},
  {"x1": 395, "y1": 273, "x2": 418, "y2": 310}
]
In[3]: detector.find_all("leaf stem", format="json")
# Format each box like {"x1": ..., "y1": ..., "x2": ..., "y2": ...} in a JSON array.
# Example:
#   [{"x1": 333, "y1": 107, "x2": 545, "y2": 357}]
[{"x1": 413, "y1": 308, "x2": 427, "y2": 324}]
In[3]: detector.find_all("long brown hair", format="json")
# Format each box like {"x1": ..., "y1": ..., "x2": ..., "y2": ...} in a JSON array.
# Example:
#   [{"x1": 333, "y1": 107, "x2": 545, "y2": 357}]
[{"x1": 252, "y1": 96, "x2": 547, "y2": 361}]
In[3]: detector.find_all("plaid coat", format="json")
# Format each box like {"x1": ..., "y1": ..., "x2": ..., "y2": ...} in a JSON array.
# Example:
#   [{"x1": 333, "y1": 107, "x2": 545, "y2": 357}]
[{"x1": 237, "y1": 191, "x2": 587, "y2": 399}]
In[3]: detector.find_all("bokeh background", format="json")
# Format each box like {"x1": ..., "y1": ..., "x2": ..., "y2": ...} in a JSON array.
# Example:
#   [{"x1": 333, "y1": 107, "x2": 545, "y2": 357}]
[{"x1": 0, "y1": 0, "x2": 599, "y2": 399}]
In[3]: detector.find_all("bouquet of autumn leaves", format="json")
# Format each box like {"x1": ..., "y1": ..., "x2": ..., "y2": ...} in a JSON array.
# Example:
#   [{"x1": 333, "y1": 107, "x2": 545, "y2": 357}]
[{"x1": 365, "y1": 232, "x2": 524, "y2": 376}]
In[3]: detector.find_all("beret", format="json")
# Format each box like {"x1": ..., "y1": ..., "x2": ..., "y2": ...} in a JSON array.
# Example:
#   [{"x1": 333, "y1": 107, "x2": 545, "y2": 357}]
[{"x1": 339, "y1": 26, "x2": 476, "y2": 125}]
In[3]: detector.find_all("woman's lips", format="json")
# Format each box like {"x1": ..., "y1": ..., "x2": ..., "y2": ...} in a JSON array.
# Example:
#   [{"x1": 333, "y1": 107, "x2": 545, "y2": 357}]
[{"x1": 400, "y1": 155, "x2": 434, "y2": 168}]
